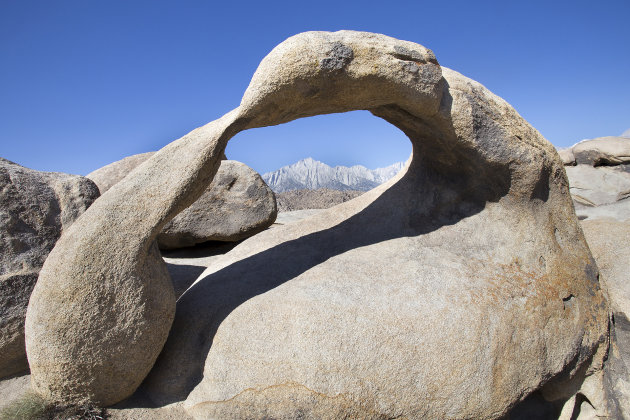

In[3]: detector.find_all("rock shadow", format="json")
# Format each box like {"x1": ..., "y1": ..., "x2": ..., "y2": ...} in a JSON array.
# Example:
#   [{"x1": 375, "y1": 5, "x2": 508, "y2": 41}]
[
  {"x1": 143, "y1": 154, "x2": 513, "y2": 404},
  {"x1": 162, "y1": 241, "x2": 242, "y2": 297},
  {"x1": 165, "y1": 264, "x2": 207, "y2": 299}
]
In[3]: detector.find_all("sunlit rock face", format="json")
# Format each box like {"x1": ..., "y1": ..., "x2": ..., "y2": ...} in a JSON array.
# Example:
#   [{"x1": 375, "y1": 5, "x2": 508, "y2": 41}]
[
  {"x1": 88, "y1": 154, "x2": 277, "y2": 250},
  {"x1": 560, "y1": 136, "x2": 630, "y2": 222},
  {"x1": 580, "y1": 219, "x2": 630, "y2": 416},
  {"x1": 0, "y1": 158, "x2": 99, "y2": 379}
]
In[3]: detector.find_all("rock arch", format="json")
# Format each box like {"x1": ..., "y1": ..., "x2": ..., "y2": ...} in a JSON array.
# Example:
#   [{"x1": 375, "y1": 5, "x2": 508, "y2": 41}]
[{"x1": 25, "y1": 31, "x2": 608, "y2": 418}]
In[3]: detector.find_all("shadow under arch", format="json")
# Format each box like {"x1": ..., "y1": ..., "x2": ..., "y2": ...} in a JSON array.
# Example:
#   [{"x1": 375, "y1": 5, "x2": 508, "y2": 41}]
[{"x1": 143, "y1": 78, "x2": 516, "y2": 404}]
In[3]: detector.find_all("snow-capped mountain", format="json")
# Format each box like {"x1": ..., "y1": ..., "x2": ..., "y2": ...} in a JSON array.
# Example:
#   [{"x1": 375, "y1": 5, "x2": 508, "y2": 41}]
[{"x1": 262, "y1": 158, "x2": 405, "y2": 193}]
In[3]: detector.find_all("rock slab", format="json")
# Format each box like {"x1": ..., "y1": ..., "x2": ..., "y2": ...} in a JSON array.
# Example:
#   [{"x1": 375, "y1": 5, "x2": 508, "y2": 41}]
[
  {"x1": 580, "y1": 219, "x2": 630, "y2": 417},
  {"x1": 0, "y1": 158, "x2": 99, "y2": 378},
  {"x1": 275, "y1": 188, "x2": 363, "y2": 212},
  {"x1": 561, "y1": 137, "x2": 630, "y2": 221},
  {"x1": 570, "y1": 136, "x2": 630, "y2": 166}
]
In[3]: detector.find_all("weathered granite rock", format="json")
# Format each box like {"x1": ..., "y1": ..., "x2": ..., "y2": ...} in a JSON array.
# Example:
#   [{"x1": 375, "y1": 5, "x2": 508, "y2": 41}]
[
  {"x1": 581, "y1": 219, "x2": 630, "y2": 333},
  {"x1": 88, "y1": 154, "x2": 276, "y2": 249},
  {"x1": 566, "y1": 165, "x2": 630, "y2": 208},
  {"x1": 571, "y1": 137, "x2": 630, "y2": 166},
  {"x1": 158, "y1": 160, "x2": 277, "y2": 249},
  {"x1": 558, "y1": 147, "x2": 576, "y2": 166},
  {"x1": 579, "y1": 219, "x2": 630, "y2": 418},
  {"x1": 566, "y1": 164, "x2": 630, "y2": 221},
  {"x1": 515, "y1": 219, "x2": 630, "y2": 419},
  {"x1": 0, "y1": 158, "x2": 99, "y2": 378},
  {"x1": 25, "y1": 98, "x2": 248, "y2": 404},
  {"x1": 87, "y1": 152, "x2": 155, "y2": 194},
  {"x1": 87, "y1": 151, "x2": 228, "y2": 195},
  {"x1": 131, "y1": 31, "x2": 608, "y2": 419},
  {"x1": 560, "y1": 137, "x2": 630, "y2": 221}
]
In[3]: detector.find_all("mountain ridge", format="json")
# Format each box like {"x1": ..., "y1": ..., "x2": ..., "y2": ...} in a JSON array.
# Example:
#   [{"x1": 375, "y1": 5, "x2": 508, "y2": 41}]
[{"x1": 262, "y1": 157, "x2": 405, "y2": 192}]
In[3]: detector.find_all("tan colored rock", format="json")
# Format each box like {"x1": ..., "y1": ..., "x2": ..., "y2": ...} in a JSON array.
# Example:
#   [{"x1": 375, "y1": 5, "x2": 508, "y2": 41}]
[
  {"x1": 0, "y1": 158, "x2": 99, "y2": 379},
  {"x1": 274, "y1": 209, "x2": 325, "y2": 225},
  {"x1": 88, "y1": 154, "x2": 276, "y2": 249},
  {"x1": 579, "y1": 219, "x2": 630, "y2": 417},
  {"x1": 23, "y1": 111, "x2": 241, "y2": 405},
  {"x1": 571, "y1": 136, "x2": 630, "y2": 166},
  {"x1": 87, "y1": 151, "x2": 228, "y2": 195},
  {"x1": 566, "y1": 165, "x2": 630, "y2": 207},
  {"x1": 581, "y1": 219, "x2": 630, "y2": 324},
  {"x1": 564, "y1": 164, "x2": 630, "y2": 222},
  {"x1": 559, "y1": 137, "x2": 630, "y2": 222},
  {"x1": 275, "y1": 188, "x2": 363, "y2": 212},
  {"x1": 558, "y1": 147, "x2": 576, "y2": 165},
  {"x1": 158, "y1": 160, "x2": 277, "y2": 249},
  {"x1": 87, "y1": 152, "x2": 155, "y2": 194},
  {"x1": 0, "y1": 371, "x2": 194, "y2": 420},
  {"x1": 139, "y1": 31, "x2": 607, "y2": 419}
]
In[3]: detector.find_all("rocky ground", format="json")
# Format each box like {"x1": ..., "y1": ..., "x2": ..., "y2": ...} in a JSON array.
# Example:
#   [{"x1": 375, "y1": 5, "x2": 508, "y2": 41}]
[{"x1": 275, "y1": 188, "x2": 363, "y2": 211}]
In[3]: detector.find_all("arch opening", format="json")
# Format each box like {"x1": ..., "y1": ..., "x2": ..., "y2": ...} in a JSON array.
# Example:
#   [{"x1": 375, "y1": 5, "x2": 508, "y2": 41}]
[{"x1": 226, "y1": 110, "x2": 411, "y2": 181}]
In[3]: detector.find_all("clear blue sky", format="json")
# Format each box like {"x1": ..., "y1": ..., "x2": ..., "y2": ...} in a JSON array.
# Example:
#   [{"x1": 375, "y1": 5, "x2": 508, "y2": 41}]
[{"x1": 1, "y1": 0, "x2": 628, "y2": 176}]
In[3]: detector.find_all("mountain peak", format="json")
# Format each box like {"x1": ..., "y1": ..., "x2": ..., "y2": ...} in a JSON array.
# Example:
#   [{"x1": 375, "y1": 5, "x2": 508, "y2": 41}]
[{"x1": 262, "y1": 159, "x2": 404, "y2": 193}]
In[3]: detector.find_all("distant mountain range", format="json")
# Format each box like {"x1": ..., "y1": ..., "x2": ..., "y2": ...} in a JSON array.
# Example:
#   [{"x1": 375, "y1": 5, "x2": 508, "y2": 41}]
[{"x1": 262, "y1": 158, "x2": 405, "y2": 192}]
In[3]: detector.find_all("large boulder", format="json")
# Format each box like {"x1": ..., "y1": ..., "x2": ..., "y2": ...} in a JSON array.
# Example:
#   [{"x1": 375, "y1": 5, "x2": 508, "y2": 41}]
[
  {"x1": 580, "y1": 219, "x2": 630, "y2": 417},
  {"x1": 0, "y1": 158, "x2": 99, "y2": 378},
  {"x1": 571, "y1": 136, "x2": 630, "y2": 166},
  {"x1": 582, "y1": 220, "x2": 630, "y2": 317},
  {"x1": 25, "y1": 30, "x2": 609, "y2": 415},
  {"x1": 87, "y1": 152, "x2": 155, "y2": 194},
  {"x1": 86, "y1": 151, "x2": 228, "y2": 194},
  {"x1": 561, "y1": 137, "x2": 630, "y2": 221},
  {"x1": 141, "y1": 31, "x2": 607, "y2": 419},
  {"x1": 159, "y1": 160, "x2": 277, "y2": 249},
  {"x1": 88, "y1": 154, "x2": 276, "y2": 249},
  {"x1": 25, "y1": 105, "x2": 238, "y2": 405},
  {"x1": 565, "y1": 164, "x2": 630, "y2": 221}
]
